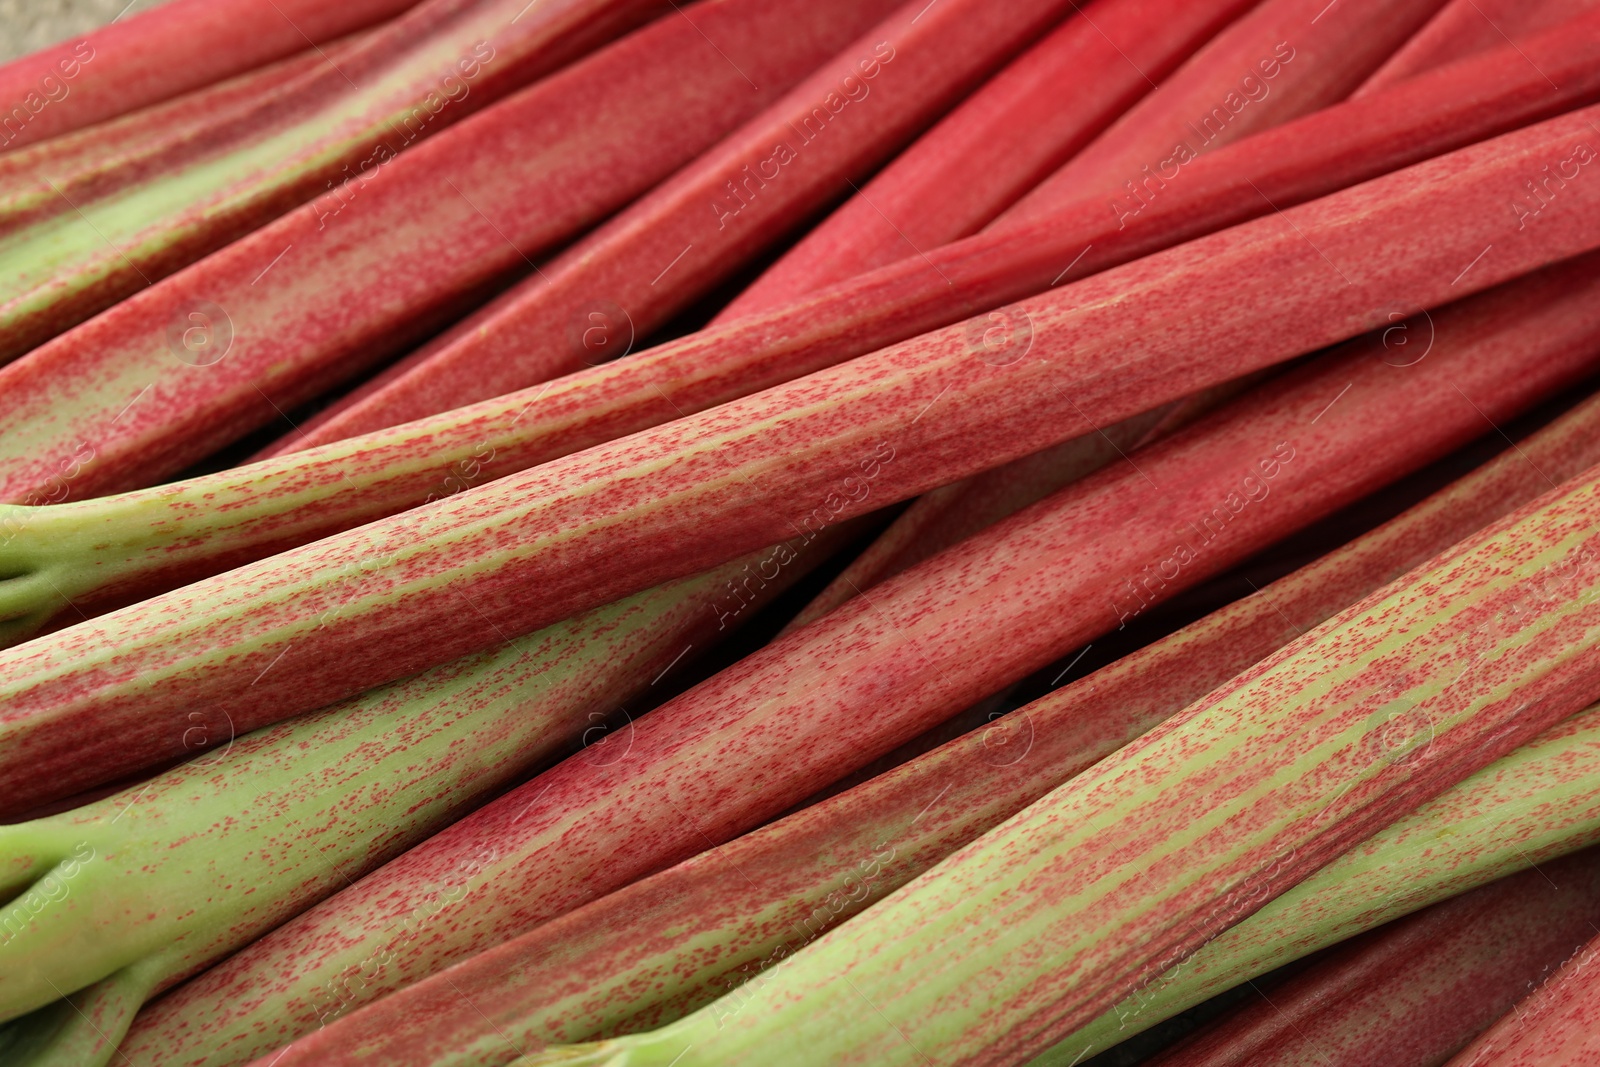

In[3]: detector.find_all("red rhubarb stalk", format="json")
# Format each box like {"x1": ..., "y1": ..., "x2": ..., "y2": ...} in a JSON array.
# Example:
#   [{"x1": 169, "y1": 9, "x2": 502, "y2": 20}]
[
  {"x1": 500, "y1": 457, "x2": 1600, "y2": 1067},
  {"x1": 1445, "y1": 928, "x2": 1600, "y2": 1065},
  {"x1": 0, "y1": 0, "x2": 896, "y2": 503},
  {"x1": 1356, "y1": 0, "x2": 1600, "y2": 96},
  {"x1": 1039, "y1": 702, "x2": 1600, "y2": 1062},
  {"x1": 996, "y1": 0, "x2": 1447, "y2": 227},
  {"x1": 280, "y1": 0, "x2": 1449, "y2": 447},
  {"x1": 0, "y1": 0, "x2": 671, "y2": 362},
  {"x1": 726, "y1": 0, "x2": 1434, "y2": 321},
  {"x1": 241, "y1": 378, "x2": 1600, "y2": 1067},
  {"x1": 0, "y1": 528, "x2": 848, "y2": 1065},
  {"x1": 0, "y1": 18, "x2": 1589, "y2": 645},
  {"x1": 0, "y1": 43, "x2": 340, "y2": 200},
  {"x1": 1148, "y1": 852, "x2": 1600, "y2": 1067},
  {"x1": 107, "y1": 252, "x2": 1600, "y2": 1064},
  {"x1": 785, "y1": 374, "x2": 1259, "y2": 630},
  {"x1": 806, "y1": 0, "x2": 1550, "y2": 624},
  {"x1": 710, "y1": 0, "x2": 1256, "y2": 322},
  {"x1": 263, "y1": 0, "x2": 1090, "y2": 449},
  {"x1": 1, "y1": 105, "x2": 1596, "y2": 811},
  {"x1": 0, "y1": 0, "x2": 418, "y2": 151},
  {"x1": 260, "y1": 701, "x2": 1600, "y2": 1067}
]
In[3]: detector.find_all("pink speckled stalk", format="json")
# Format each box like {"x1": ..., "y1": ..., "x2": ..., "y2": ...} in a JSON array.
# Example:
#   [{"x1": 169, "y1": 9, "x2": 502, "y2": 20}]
[
  {"x1": 0, "y1": 0, "x2": 417, "y2": 151},
  {"x1": 1149, "y1": 852, "x2": 1600, "y2": 1067},
  {"x1": 710, "y1": 0, "x2": 1256, "y2": 323},
  {"x1": 784, "y1": 374, "x2": 1259, "y2": 631},
  {"x1": 524, "y1": 460, "x2": 1600, "y2": 1067},
  {"x1": 2, "y1": 18, "x2": 1589, "y2": 644},
  {"x1": 241, "y1": 379, "x2": 1600, "y2": 1067},
  {"x1": 0, "y1": 0, "x2": 893, "y2": 503},
  {"x1": 802, "y1": 0, "x2": 1556, "y2": 626},
  {"x1": 0, "y1": 530, "x2": 843, "y2": 1065},
  {"x1": 995, "y1": 0, "x2": 1447, "y2": 227},
  {"x1": 262, "y1": 0, "x2": 1087, "y2": 449},
  {"x1": 0, "y1": 44, "x2": 339, "y2": 201},
  {"x1": 1356, "y1": 0, "x2": 1600, "y2": 97},
  {"x1": 0, "y1": 0, "x2": 672, "y2": 363},
  {"x1": 2, "y1": 104, "x2": 1599, "y2": 813},
  {"x1": 1444, "y1": 925, "x2": 1600, "y2": 1064},
  {"x1": 110, "y1": 252, "x2": 1600, "y2": 1066},
  {"x1": 258, "y1": 700, "x2": 1600, "y2": 1067},
  {"x1": 1036, "y1": 706, "x2": 1600, "y2": 1063}
]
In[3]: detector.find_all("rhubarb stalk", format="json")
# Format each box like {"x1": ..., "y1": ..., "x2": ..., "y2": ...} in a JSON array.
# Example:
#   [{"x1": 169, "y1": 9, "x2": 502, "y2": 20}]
[
  {"x1": 996, "y1": 0, "x2": 1446, "y2": 226},
  {"x1": 2, "y1": 14, "x2": 1588, "y2": 638},
  {"x1": 263, "y1": 0, "x2": 1090, "y2": 448},
  {"x1": 1145, "y1": 852, "x2": 1600, "y2": 1067},
  {"x1": 0, "y1": 0, "x2": 669, "y2": 361},
  {"x1": 0, "y1": 527, "x2": 848, "y2": 1065},
  {"x1": 511, "y1": 456, "x2": 1600, "y2": 1067},
  {"x1": 710, "y1": 0, "x2": 1255, "y2": 322},
  {"x1": 1444, "y1": 925, "x2": 1600, "y2": 1065},
  {"x1": 1356, "y1": 0, "x2": 1600, "y2": 97},
  {"x1": 105, "y1": 251, "x2": 1600, "y2": 1065},
  {"x1": 1036, "y1": 698, "x2": 1600, "y2": 1063},
  {"x1": 240, "y1": 380, "x2": 1600, "y2": 1067},
  {"x1": 0, "y1": 0, "x2": 418, "y2": 151},
  {"x1": 2, "y1": 103, "x2": 1598, "y2": 810},
  {"x1": 0, "y1": 0, "x2": 896, "y2": 500},
  {"x1": 0, "y1": 43, "x2": 341, "y2": 200}
]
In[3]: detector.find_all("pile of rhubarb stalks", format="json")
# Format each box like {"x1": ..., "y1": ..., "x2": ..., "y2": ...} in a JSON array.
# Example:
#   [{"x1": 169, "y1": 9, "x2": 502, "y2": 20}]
[{"x1": 6, "y1": 0, "x2": 1600, "y2": 1063}]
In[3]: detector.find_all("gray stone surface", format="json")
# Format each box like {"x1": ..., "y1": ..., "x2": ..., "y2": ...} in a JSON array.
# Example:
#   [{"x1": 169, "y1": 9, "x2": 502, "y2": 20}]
[{"x1": 0, "y1": 0, "x2": 175, "y2": 64}]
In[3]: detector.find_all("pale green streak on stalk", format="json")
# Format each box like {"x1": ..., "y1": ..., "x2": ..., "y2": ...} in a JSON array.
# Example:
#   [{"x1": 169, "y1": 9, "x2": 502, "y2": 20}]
[
  {"x1": 0, "y1": 0, "x2": 512, "y2": 324},
  {"x1": 510, "y1": 704, "x2": 1600, "y2": 1067},
  {"x1": 1034, "y1": 703, "x2": 1600, "y2": 1064},
  {"x1": 0, "y1": 562, "x2": 733, "y2": 1045},
  {"x1": 514, "y1": 483, "x2": 1600, "y2": 1066},
  {"x1": 0, "y1": 121, "x2": 337, "y2": 298}
]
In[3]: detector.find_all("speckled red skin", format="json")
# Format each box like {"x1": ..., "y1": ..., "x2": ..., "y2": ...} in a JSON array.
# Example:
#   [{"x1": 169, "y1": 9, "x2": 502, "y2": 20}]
[
  {"x1": 113, "y1": 248, "x2": 1600, "y2": 1065},
  {"x1": 785, "y1": 375, "x2": 1257, "y2": 631},
  {"x1": 996, "y1": 0, "x2": 1448, "y2": 227},
  {"x1": 6, "y1": 16, "x2": 1592, "y2": 640},
  {"x1": 238, "y1": 374, "x2": 1600, "y2": 1067},
  {"x1": 248, "y1": 7, "x2": 1600, "y2": 460},
  {"x1": 0, "y1": 528, "x2": 848, "y2": 1065},
  {"x1": 1356, "y1": 0, "x2": 1600, "y2": 96},
  {"x1": 0, "y1": 0, "x2": 887, "y2": 498},
  {"x1": 1446, "y1": 925, "x2": 1600, "y2": 1064},
  {"x1": 711, "y1": 0, "x2": 1255, "y2": 323},
  {"x1": 1151, "y1": 852, "x2": 1600, "y2": 1067},
  {"x1": 2, "y1": 106, "x2": 1597, "y2": 815},
  {"x1": 267, "y1": 0, "x2": 1092, "y2": 450},
  {"x1": 811, "y1": 0, "x2": 1585, "y2": 614},
  {"x1": 0, "y1": 45, "x2": 338, "y2": 202},
  {"x1": 577, "y1": 480, "x2": 1600, "y2": 1065},
  {"x1": 0, "y1": 0, "x2": 416, "y2": 152},
  {"x1": 0, "y1": 0, "x2": 673, "y2": 363}
]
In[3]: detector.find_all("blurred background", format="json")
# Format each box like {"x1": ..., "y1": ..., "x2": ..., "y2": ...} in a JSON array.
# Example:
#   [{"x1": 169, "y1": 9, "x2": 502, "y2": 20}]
[{"x1": 0, "y1": 0, "x2": 173, "y2": 63}]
